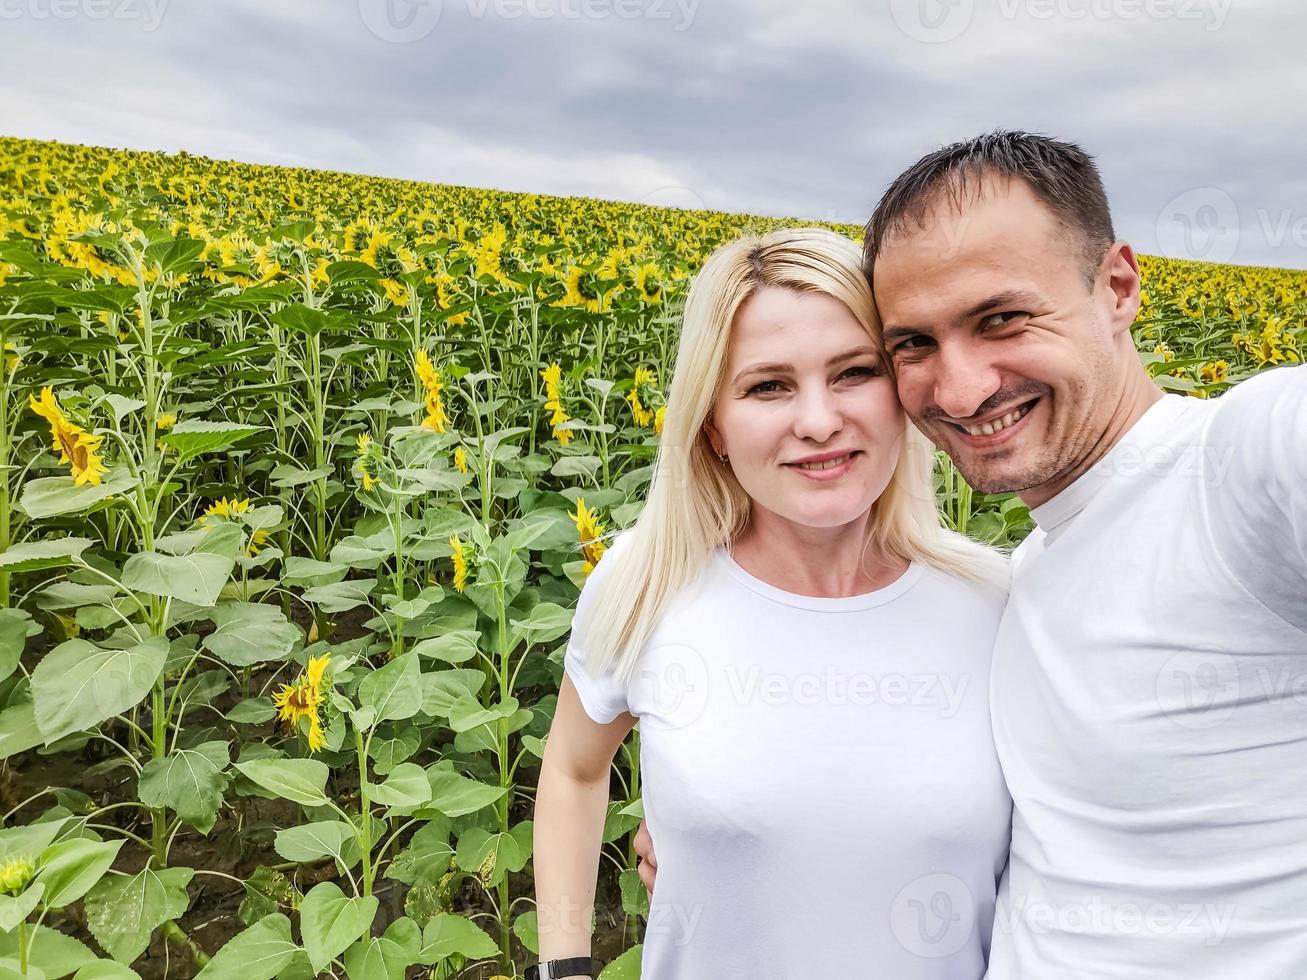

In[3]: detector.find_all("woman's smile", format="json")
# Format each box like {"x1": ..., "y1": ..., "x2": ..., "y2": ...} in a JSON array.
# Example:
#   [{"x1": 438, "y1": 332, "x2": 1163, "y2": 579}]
[{"x1": 785, "y1": 449, "x2": 863, "y2": 481}]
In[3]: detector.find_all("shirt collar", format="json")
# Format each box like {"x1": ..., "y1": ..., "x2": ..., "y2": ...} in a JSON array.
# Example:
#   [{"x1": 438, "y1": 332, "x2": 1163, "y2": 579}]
[{"x1": 1028, "y1": 393, "x2": 1191, "y2": 534}]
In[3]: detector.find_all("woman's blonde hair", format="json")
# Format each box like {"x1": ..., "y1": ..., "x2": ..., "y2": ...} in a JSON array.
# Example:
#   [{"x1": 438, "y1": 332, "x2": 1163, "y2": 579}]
[{"x1": 576, "y1": 226, "x2": 1008, "y2": 685}]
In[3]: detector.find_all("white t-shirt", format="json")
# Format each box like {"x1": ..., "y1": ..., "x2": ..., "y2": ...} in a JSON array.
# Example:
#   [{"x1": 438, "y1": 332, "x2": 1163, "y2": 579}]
[
  {"x1": 565, "y1": 535, "x2": 1012, "y2": 979},
  {"x1": 989, "y1": 364, "x2": 1307, "y2": 978}
]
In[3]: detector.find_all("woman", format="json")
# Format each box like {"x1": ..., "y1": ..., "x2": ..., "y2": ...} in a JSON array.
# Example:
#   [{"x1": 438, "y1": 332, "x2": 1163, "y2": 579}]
[{"x1": 531, "y1": 227, "x2": 1011, "y2": 979}]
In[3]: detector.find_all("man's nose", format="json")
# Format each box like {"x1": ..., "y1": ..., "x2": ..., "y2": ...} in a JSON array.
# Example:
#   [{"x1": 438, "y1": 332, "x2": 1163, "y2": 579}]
[{"x1": 933, "y1": 346, "x2": 1001, "y2": 421}]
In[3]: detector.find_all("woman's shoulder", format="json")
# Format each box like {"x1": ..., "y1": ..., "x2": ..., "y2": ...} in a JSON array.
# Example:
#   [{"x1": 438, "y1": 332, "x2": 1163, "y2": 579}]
[{"x1": 912, "y1": 557, "x2": 1011, "y2": 619}]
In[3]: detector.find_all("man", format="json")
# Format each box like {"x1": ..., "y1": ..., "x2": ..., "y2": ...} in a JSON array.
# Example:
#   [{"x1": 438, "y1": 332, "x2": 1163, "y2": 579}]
[{"x1": 634, "y1": 131, "x2": 1307, "y2": 977}]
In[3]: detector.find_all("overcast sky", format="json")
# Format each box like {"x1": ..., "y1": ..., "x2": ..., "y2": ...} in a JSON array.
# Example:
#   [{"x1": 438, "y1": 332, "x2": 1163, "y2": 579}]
[{"x1": 2, "y1": 0, "x2": 1305, "y2": 268}]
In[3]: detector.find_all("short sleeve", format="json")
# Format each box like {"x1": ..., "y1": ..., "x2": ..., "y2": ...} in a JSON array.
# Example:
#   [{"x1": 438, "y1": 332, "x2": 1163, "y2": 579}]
[
  {"x1": 1204, "y1": 363, "x2": 1307, "y2": 632},
  {"x1": 563, "y1": 531, "x2": 634, "y2": 724}
]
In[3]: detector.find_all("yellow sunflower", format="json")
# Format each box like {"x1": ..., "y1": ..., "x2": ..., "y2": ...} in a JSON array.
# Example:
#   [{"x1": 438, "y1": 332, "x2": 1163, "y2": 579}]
[
  {"x1": 271, "y1": 653, "x2": 331, "y2": 753},
  {"x1": 28, "y1": 386, "x2": 109, "y2": 486}
]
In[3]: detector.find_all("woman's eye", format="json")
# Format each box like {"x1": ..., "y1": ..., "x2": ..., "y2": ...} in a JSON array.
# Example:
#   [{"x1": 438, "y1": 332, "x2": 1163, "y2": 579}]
[
  {"x1": 839, "y1": 365, "x2": 880, "y2": 380},
  {"x1": 746, "y1": 380, "x2": 782, "y2": 395}
]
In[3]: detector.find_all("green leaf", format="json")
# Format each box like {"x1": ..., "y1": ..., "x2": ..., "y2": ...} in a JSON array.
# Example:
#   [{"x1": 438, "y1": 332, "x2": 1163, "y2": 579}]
[
  {"x1": 122, "y1": 550, "x2": 235, "y2": 607},
  {"x1": 341, "y1": 916, "x2": 420, "y2": 980},
  {"x1": 271, "y1": 303, "x2": 334, "y2": 336},
  {"x1": 415, "y1": 913, "x2": 499, "y2": 965},
  {"x1": 156, "y1": 522, "x2": 244, "y2": 559},
  {"x1": 0, "y1": 818, "x2": 68, "y2": 861},
  {"x1": 0, "y1": 536, "x2": 94, "y2": 572},
  {"x1": 550, "y1": 455, "x2": 602, "y2": 478},
  {"x1": 357, "y1": 653, "x2": 421, "y2": 723},
  {"x1": 137, "y1": 741, "x2": 230, "y2": 834},
  {"x1": 619, "y1": 868, "x2": 649, "y2": 919},
  {"x1": 364, "y1": 763, "x2": 429, "y2": 808},
  {"x1": 0, "y1": 609, "x2": 31, "y2": 682},
  {"x1": 193, "y1": 914, "x2": 297, "y2": 980},
  {"x1": 409, "y1": 630, "x2": 479, "y2": 665},
  {"x1": 34, "y1": 581, "x2": 118, "y2": 610},
  {"x1": 301, "y1": 579, "x2": 377, "y2": 613},
  {"x1": 511, "y1": 910, "x2": 539, "y2": 955},
  {"x1": 273, "y1": 820, "x2": 359, "y2": 867},
  {"x1": 598, "y1": 944, "x2": 642, "y2": 979},
  {"x1": 102, "y1": 394, "x2": 145, "y2": 424},
  {"x1": 19, "y1": 470, "x2": 138, "y2": 519},
  {"x1": 233, "y1": 758, "x2": 329, "y2": 807},
  {"x1": 269, "y1": 464, "x2": 333, "y2": 489},
  {"x1": 300, "y1": 881, "x2": 378, "y2": 974},
  {"x1": 225, "y1": 698, "x2": 276, "y2": 724},
  {"x1": 453, "y1": 822, "x2": 531, "y2": 887},
  {"x1": 329, "y1": 536, "x2": 393, "y2": 566},
  {"x1": 236, "y1": 866, "x2": 299, "y2": 927},
  {"x1": 419, "y1": 668, "x2": 486, "y2": 718},
  {"x1": 158, "y1": 420, "x2": 264, "y2": 464},
  {"x1": 0, "y1": 882, "x2": 44, "y2": 932},
  {"x1": 384, "y1": 819, "x2": 453, "y2": 887},
  {"x1": 84, "y1": 866, "x2": 193, "y2": 964},
  {"x1": 422, "y1": 769, "x2": 505, "y2": 819},
  {"x1": 32, "y1": 637, "x2": 168, "y2": 744},
  {"x1": 146, "y1": 236, "x2": 204, "y2": 275},
  {"x1": 202, "y1": 602, "x2": 299, "y2": 666},
  {"x1": 281, "y1": 557, "x2": 348, "y2": 587},
  {"x1": 34, "y1": 837, "x2": 124, "y2": 908},
  {"x1": 446, "y1": 696, "x2": 519, "y2": 734},
  {"x1": 73, "y1": 961, "x2": 142, "y2": 980},
  {"x1": 510, "y1": 603, "x2": 574, "y2": 644},
  {"x1": 0, "y1": 926, "x2": 97, "y2": 976}
]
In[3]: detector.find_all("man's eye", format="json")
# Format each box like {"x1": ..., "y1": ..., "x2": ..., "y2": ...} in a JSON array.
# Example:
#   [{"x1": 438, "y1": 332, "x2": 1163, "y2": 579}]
[
  {"x1": 980, "y1": 311, "x2": 1026, "y2": 330},
  {"x1": 894, "y1": 336, "x2": 934, "y2": 352}
]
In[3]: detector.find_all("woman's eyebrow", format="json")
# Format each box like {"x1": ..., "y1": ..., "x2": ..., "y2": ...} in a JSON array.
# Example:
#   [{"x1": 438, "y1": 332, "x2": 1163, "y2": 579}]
[{"x1": 731, "y1": 346, "x2": 880, "y2": 384}]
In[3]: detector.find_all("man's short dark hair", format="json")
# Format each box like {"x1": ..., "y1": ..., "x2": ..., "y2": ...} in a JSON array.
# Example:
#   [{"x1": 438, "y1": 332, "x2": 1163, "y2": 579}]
[{"x1": 863, "y1": 130, "x2": 1116, "y2": 288}]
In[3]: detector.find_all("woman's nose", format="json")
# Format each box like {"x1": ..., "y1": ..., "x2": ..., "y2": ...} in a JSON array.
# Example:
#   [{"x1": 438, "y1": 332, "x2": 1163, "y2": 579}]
[{"x1": 792, "y1": 387, "x2": 842, "y2": 443}]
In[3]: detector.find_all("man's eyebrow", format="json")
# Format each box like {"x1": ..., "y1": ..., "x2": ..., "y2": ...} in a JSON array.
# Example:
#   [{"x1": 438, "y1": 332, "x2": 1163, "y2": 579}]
[
  {"x1": 731, "y1": 346, "x2": 879, "y2": 385},
  {"x1": 881, "y1": 290, "x2": 1043, "y2": 344},
  {"x1": 960, "y1": 290, "x2": 1041, "y2": 320}
]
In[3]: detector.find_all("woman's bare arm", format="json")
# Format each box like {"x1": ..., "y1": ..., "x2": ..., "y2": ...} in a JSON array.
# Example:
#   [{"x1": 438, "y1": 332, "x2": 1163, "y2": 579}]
[{"x1": 533, "y1": 672, "x2": 636, "y2": 967}]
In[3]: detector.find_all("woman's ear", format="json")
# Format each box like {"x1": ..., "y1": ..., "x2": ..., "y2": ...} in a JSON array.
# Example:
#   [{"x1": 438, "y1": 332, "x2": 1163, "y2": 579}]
[{"x1": 701, "y1": 416, "x2": 723, "y2": 458}]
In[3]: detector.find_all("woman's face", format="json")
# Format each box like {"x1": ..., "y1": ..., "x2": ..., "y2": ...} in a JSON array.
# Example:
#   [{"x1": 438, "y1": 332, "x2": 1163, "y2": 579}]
[{"x1": 704, "y1": 286, "x2": 904, "y2": 532}]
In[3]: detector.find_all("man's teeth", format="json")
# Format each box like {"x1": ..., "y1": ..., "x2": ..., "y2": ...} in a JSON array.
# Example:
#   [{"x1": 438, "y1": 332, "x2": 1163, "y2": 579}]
[
  {"x1": 796, "y1": 453, "x2": 853, "y2": 471},
  {"x1": 962, "y1": 402, "x2": 1033, "y2": 437}
]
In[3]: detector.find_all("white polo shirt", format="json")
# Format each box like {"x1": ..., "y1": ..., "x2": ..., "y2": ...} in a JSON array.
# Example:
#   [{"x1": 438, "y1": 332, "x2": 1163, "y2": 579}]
[{"x1": 988, "y1": 364, "x2": 1307, "y2": 978}]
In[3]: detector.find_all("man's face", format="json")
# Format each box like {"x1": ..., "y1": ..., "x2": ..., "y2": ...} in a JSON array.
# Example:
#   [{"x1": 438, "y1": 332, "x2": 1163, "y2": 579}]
[{"x1": 872, "y1": 174, "x2": 1139, "y2": 504}]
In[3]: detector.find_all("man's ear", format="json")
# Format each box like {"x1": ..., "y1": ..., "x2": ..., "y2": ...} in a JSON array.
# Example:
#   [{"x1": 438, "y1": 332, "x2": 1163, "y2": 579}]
[{"x1": 1100, "y1": 241, "x2": 1141, "y2": 339}]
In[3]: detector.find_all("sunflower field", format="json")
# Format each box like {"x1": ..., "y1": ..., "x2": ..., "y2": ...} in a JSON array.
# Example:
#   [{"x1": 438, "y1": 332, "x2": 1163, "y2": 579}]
[{"x1": 0, "y1": 134, "x2": 1303, "y2": 979}]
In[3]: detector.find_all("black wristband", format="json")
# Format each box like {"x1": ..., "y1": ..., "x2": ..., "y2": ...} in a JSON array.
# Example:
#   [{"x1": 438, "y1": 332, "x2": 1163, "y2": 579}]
[{"x1": 525, "y1": 956, "x2": 594, "y2": 979}]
